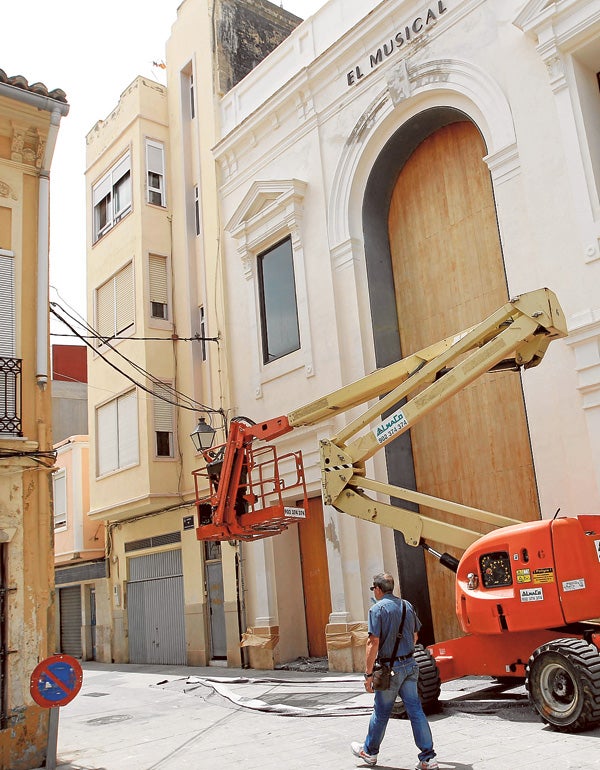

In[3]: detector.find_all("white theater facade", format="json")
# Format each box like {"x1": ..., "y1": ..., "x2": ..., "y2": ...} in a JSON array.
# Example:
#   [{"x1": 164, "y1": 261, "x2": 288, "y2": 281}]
[{"x1": 210, "y1": 0, "x2": 600, "y2": 667}]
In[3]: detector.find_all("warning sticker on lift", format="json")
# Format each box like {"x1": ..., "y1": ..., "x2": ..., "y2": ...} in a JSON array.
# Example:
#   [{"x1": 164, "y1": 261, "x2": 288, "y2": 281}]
[
  {"x1": 563, "y1": 578, "x2": 586, "y2": 592},
  {"x1": 532, "y1": 568, "x2": 555, "y2": 584},
  {"x1": 520, "y1": 587, "x2": 544, "y2": 602},
  {"x1": 516, "y1": 569, "x2": 531, "y2": 584},
  {"x1": 595, "y1": 539, "x2": 600, "y2": 562},
  {"x1": 284, "y1": 507, "x2": 306, "y2": 519},
  {"x1": 373, "y1": 408, "x2": 409, "y2": 444}
]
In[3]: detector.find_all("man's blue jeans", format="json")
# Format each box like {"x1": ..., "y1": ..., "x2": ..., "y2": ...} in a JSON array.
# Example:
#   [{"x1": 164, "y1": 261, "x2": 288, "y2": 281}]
[{"x1": 363, "y1": 660, "x2": 435, "y2": 762}]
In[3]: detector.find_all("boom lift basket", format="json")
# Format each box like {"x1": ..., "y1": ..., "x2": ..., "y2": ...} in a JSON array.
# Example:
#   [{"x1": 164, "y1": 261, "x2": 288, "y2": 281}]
[{"x1": 193, "y1": 439, "x2": 308, "y2": 542}]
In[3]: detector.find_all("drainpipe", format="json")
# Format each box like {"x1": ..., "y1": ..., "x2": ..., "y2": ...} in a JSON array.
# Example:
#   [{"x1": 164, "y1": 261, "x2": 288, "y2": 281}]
[{"x1": 36, "y1": 107, "x2": 64, "y2": 388}]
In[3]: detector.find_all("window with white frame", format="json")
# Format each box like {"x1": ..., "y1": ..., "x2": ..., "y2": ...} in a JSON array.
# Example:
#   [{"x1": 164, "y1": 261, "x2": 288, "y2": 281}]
[
  {"x1": 92, "y1": 153, "x2": 132, "y2": 242},
  {"x1": 149, "y1": 254, "x2": 168, "y2": 320},
  {"x1": 257, "y1": 237, "x2": 300, "y2": 363},
  {"x1": 95, "y1": 262, "x2": 134, "y2": 344},
  {"x1": 146, "y1": 140, "x2": 166, "y2": 207},
  {"x1": 53, "y1": 469, "x2": 67, "y2": 529},
  {"x1": 96, "y1": 390, "x2": 139, "y2": 476},
  {"x1": 153, "y1": 383, "x2": 175, "y2": 458},
  {"x1": 225, "y1": 180, "x2": 312, "y2": 395},
  {"x1": 190, "y1": 71, "x2": 196, "y2": 119}
]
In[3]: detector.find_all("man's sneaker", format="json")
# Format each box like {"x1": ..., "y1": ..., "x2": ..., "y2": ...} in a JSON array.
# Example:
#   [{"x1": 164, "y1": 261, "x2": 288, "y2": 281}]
[
  {"x1": 351, "y1": 741, "x2": 377, "y2": 766},
  {"x1": 415, "y1": 759, "x2": 439, "y2": 770}
]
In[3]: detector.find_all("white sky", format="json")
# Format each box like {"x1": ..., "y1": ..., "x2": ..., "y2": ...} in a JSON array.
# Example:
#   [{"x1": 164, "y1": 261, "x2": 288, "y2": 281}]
[{"x1": 4, "y1": 0, "x2": 327, "y2": 333}]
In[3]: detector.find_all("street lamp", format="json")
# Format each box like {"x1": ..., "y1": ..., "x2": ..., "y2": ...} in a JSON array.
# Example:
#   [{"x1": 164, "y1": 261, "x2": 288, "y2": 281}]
[{"x1": 190, "y1": 417, "x2": 216, "y2": 452}]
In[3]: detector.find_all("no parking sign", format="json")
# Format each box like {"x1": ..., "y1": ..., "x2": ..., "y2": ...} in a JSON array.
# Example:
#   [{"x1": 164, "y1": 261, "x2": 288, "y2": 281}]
[{"x1": 30, "y1": 654, "x2": 83, "y2": 708}]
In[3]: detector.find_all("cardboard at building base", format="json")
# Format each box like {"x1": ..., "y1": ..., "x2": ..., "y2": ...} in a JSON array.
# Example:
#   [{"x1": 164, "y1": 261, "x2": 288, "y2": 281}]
[
  {"x1": 241, "y1": 625, "x2": 280, "y2": 669},
  {"x1": 326, "y1": 622, "x2": 368, "y2": 672}
]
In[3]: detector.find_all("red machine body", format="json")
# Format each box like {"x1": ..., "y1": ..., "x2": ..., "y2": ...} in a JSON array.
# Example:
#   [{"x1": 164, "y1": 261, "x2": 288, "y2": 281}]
[
  {"x1": 426, "y1": 515, "x2": 600, "y2": 684},
  {"x1": 457, "y1": 515, "x2": 600, "y2": 635}
]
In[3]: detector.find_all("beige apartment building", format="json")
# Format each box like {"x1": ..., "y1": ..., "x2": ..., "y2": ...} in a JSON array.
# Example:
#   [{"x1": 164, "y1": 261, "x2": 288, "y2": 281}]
[
  {"x1": 0, "y1": 71, "x2": 68, "y2": 769},
  {"x1": 84, "y1": 1, "x2": 301, "y2": 668}
]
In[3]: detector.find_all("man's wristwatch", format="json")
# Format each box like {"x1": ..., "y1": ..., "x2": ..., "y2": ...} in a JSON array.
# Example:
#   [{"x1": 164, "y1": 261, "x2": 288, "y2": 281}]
[{"x1": 364, "y1": 672, "x2": 373, "y2": 679}]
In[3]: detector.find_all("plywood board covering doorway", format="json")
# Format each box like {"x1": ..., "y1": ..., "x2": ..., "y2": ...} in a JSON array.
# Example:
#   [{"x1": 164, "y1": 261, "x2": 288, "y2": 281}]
[
  {"x1": 298, "y1": 496, "x2": 332, "y2": 658},
  {"x1": 388, "y1": 120, "x2": 539, "y2": 642}
]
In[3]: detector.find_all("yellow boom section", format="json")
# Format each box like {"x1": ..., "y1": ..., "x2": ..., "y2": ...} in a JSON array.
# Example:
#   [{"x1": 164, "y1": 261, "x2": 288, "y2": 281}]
[{"x1": 287, "y1": 288, "x2": 567, "y2": 550}]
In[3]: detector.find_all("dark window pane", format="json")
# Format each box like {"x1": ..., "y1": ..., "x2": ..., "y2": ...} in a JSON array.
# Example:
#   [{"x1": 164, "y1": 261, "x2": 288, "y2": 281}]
[
  {"x1": 156, "y1": 431, "x2": 172, "y2": 457},
  {"x1": 151, "y1": 301, "x2": 167, "y2": 319},
  {"x1": 258, "y1": 238, "x2": 300, "y2": 363}
]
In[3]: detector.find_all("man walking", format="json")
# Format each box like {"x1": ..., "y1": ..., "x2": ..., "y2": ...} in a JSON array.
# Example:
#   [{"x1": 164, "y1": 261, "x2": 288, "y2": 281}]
[{"x1": 351, "y1": 572, "x2": 438, "y2": 769}]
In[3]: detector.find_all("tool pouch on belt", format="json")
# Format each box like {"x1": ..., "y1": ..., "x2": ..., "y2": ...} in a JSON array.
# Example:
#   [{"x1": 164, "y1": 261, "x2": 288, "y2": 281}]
[
  {"x1": 371, "y1": 600, "x2": 407, "y2": 691},
  {"x1": 371, "y1": 662, "x2": 392, "y2": 690}
]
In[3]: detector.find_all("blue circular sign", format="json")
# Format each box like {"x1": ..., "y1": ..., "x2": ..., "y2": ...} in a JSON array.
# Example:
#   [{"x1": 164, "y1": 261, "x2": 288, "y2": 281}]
[{"x1": 30, "y1": 654, "x2": 83, "y2": 708}]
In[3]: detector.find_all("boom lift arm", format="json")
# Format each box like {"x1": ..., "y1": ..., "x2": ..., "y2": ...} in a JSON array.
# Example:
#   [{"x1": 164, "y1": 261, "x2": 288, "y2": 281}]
[{"x1": 193, "y1": 288, "x2": 567, "y2": 547}]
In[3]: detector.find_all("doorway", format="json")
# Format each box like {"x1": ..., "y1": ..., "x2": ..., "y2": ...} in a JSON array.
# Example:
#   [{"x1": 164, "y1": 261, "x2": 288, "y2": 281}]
[
  {"x1": 298, "y1": 497, "x2": 332, "y2": 657},
  {"x1": 205, "y1": 540, "x2": 227, "y2": 660},
  {"x1": 385, "y1": 119, "x2": 539, "y2": 641}
]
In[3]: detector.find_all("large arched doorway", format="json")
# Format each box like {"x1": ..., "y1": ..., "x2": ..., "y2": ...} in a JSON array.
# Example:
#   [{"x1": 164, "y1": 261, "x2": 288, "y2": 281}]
[{"x1": 363, "y1": 110, "x2": 539, "y2": 642}]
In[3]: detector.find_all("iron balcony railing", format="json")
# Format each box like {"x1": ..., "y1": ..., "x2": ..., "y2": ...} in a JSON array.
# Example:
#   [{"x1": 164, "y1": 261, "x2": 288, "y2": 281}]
[{"x1": 0, "y1": 357, "x2": 22, "y2": 437}]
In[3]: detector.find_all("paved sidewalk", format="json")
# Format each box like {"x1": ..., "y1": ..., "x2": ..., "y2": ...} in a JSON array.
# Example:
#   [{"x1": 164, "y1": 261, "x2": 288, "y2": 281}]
[{"x1": 38, "y1": 662, "x2": 600, "y2": 770}]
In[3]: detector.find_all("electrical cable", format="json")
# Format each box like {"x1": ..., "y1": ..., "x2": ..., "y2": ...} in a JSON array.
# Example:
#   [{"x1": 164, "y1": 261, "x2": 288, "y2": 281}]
[
  {"x1": 49, "y1": 304, "x2": 221, "y2": 416},
  {"x1": 51, "y1": 300, "x2": 203, "y2": 410}
]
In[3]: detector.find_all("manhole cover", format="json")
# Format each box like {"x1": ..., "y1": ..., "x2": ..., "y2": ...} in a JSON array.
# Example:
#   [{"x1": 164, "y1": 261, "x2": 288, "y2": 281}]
[{"x1": 87, "y1": 714, "x2": 133, "y2": 725}]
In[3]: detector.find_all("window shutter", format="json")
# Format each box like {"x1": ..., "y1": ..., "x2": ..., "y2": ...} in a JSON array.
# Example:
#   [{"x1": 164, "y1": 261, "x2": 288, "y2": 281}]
[
  {"x1": 153, "y1": 383, "x2": 173, "y2": 433},
  {"x1": 149, "y1": 254, "x2": 168, "y2": 305},
  {"x1": 112, "y1": 154, "x2": 131, "y2": 184},
  {"x1": 97, "y1": 399, "x2": 118, "y2": 475},
  {"x1": 117, "y1": 390, "x2": 139, "y2": 468},
  {"x1": 115, "y1": 262, "x2": 134, "y2": 334},
  {"x1": 53, "y1": 470, "x2": 67, "y2": 527},
  {"x1": 147, "y1": 142, "x2": 164, "y2": 176},
  {"x1": 92, "y1": 173, "x2": 111, "y2": 206},
  {"x1": 96, "y1": 278, "x2": 115, "y2": 339},
  {"x1": 0, "y1": 252, "x2": 15, "y2": 357}
]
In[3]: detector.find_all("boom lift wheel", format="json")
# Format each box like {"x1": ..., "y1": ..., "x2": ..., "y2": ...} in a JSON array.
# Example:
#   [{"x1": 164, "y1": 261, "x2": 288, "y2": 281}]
[
  {"x1": 526, "y1": 638, "x2": 600, "y2": 733},
  {"x1": 392, "y1": 644, "x2": 441, "y2": 718}
]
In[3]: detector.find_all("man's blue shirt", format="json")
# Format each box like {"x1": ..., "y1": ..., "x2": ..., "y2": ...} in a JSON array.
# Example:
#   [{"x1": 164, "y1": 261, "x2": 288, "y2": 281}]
[{"x1": 368, "y1": 592, "x2": 421, "y2": 660}]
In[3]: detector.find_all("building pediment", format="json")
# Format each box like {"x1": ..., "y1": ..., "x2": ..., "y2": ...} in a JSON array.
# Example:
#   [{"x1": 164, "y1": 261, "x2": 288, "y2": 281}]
[
  {"x1": 514, "y1": 0, "x2": 555, "y2": 35},
  {"x1": 226, "y1": 179, "x2": 307, "y2": 242},
  {"x1": 514, "y1": 0, "x2": 597, "y2": 39}
]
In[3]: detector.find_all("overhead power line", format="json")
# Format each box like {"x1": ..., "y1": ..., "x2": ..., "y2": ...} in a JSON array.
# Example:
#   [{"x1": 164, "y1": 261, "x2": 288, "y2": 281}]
[{"x1": 49, "y1": 302, "x2": 222, "y2": 417}]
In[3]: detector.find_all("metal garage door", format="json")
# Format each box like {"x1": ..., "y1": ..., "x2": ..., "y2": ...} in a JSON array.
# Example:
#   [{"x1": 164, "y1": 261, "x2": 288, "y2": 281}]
[
  {"x1": 127, "y1": 550, "x2": 186, "y2": 665},
  {"x1": 59, "y1": 585, "x2": 82, "y2": 657}
]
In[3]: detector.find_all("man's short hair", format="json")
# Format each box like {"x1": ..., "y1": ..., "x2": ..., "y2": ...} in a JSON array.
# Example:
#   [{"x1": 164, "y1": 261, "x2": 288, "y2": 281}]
[{"x1": 372, "y1": 572, "x2": 394, "y2": 593}]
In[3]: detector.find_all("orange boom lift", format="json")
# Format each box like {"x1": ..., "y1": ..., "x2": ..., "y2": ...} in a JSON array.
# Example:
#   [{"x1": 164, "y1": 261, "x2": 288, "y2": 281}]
[{"x1": 193, "y1": 288, "x2": 600, "y2": 732}]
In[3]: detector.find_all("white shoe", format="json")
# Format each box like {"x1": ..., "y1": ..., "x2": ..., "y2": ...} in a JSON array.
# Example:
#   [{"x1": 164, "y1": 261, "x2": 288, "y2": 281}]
[
  {"x1": 415, "y1": 759, "x2": 439, "y2": 769},
  {"x1": 351, "y1": 741, "x2": 378, "y2": 766}
]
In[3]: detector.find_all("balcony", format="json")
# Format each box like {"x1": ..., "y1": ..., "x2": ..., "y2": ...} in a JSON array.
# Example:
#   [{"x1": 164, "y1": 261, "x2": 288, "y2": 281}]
[{"x1": 0, "y1": 357, "x2": 22, "y2": 437}]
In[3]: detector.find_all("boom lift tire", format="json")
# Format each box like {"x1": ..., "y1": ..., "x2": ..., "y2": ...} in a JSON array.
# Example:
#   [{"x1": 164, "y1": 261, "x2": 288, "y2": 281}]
[
  {"x1": 526, "y1": 638, "x2": 600, "y2": 733},
  {"x1": 392, "y1": 644, "x2": 441, "y2": 718}
]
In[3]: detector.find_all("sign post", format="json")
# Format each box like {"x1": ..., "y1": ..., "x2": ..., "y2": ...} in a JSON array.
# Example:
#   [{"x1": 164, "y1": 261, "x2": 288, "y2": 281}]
[{"x1": 30, "y1": 654, "x2": 83, "y2": 770}]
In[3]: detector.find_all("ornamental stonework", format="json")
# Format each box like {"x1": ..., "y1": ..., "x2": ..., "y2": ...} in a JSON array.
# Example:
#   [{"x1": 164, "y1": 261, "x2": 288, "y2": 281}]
[
  {"x1": 0, "y1": 179, "x2": 17, "y2": 200},
  {"x1": 10, "y1": 122, "x2": 46, "y2": 167}
]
